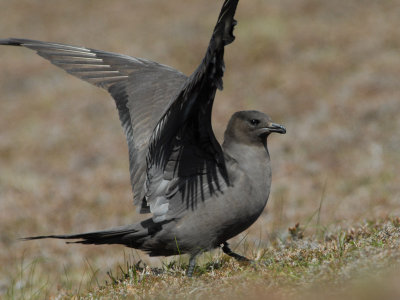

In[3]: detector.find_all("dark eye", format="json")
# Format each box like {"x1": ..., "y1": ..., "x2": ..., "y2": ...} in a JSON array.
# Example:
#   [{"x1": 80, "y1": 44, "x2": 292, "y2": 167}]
[{"x1": 250, "y1": 119, "x2": 260, "y2": 126}]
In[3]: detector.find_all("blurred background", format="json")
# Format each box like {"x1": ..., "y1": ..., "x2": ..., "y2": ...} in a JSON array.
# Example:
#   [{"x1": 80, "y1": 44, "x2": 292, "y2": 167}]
[{"x1": 0, "y1": 0, "x2": 399, "y2": 296}]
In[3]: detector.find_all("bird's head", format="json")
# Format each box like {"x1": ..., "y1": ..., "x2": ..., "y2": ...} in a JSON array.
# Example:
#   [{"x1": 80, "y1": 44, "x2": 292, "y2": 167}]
[{"x1": 224, "y1": 110, "x2": 286, "y2": 146}]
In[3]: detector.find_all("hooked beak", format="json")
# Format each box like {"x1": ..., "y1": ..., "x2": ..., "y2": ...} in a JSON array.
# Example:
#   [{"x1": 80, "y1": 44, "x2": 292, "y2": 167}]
[
  {"x1": 256, "y1": 122, "x2": 286, "y2": 136},
  {"x1": 267, "y1": 122, "x2": 286, "y2": 134}
]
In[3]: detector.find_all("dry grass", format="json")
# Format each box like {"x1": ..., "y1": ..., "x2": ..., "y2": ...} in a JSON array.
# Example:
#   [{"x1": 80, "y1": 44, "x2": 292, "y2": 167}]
[
  {"x1": 0, "y1": 0, "x2": 400, "y2": 298},
  {"x1": 94, "y1": 218, "x2": 400, "y2": 300},
  {"x1": 10, "y1": 218, "x2": 397, "y2": 299}
]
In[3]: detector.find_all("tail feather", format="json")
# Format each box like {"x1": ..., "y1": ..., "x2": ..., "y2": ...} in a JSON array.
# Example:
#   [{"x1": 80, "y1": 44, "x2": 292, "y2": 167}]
[
  {"x1": 22, "y1": 224, "x2": 144, "y2": 247},
  {"x1": 0, "y1": 38, "x2": 22, "y2": 46}
]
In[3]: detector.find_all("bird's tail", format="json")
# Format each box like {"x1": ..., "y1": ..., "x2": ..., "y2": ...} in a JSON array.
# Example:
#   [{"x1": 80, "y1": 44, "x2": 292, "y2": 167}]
[{"x1": 22, "y1": 219, "x2": 158, "y2": 249}]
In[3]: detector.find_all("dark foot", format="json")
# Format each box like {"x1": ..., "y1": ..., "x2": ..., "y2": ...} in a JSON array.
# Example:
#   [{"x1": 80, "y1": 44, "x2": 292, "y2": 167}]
[
  {"x1": 186, "y1": 254, "x2": 197, "y2": 277},
  {"x1": 221, "y1": 242, "x2": 251, "y2": 262}
]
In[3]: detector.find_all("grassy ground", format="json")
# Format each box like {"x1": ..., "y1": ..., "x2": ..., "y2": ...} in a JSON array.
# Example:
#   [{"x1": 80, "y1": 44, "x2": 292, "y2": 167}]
[
  {"x1": 6, "y1": 218, "x2": 399, "y2": 299},
  {"x1": 0, "y1": 0, "x2": 400, "y2": 299},
  {"x1": 79, "y1": 218, "x2": 400, "y2": 300}
]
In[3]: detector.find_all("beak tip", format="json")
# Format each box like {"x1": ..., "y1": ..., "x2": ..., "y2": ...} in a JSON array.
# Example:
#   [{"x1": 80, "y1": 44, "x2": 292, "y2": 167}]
[{"x1": 269, "y1": 123, "x2": 286, "y2": 134}]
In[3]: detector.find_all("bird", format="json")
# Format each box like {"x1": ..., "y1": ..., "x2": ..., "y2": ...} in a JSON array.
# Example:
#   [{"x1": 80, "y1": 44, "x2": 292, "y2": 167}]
[{"x1": 0, "y1": 0, "x2": 286, "y2": 277}]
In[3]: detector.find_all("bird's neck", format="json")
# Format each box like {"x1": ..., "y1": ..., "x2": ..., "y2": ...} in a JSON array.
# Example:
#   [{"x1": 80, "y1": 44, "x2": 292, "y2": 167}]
[{"x1": 222, "y1": 140, "x2": 271, "y2": 177}]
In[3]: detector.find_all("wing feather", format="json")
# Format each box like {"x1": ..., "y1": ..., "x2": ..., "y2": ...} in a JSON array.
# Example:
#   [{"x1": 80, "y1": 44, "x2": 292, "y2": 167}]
[
  {"x1": 0, "y1": 38, "x2": 187, "y2": 205},
  {"x1": 144, "y1": 0, "x2": 239, "y2": 221},
  {"x1": 0, "y1": 0, "x2": 240, "y2": 221}
]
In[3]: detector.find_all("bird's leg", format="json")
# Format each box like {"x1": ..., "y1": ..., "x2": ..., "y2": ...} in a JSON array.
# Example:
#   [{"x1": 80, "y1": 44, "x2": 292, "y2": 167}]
[
  {"x1": 221, "y1": 242, "x2": 251, "y2": 262},
  {"x1": 186, "y1": 254, "x2": 198, "y2": 277}
]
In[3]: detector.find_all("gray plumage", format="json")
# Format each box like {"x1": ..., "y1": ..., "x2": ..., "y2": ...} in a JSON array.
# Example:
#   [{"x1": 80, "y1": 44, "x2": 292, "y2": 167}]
[{"x1": 1, "y1": 0, "x2": 286, "y2": 276}]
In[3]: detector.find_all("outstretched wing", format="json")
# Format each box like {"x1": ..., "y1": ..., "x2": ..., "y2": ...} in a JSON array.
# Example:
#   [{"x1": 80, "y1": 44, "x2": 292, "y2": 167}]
[
  {"x1": 0, "y1": 38, "x2": 187, "y2": 205},
  {"x1": 144, "y1": 0, "x2": 239, "y2": 221}
]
